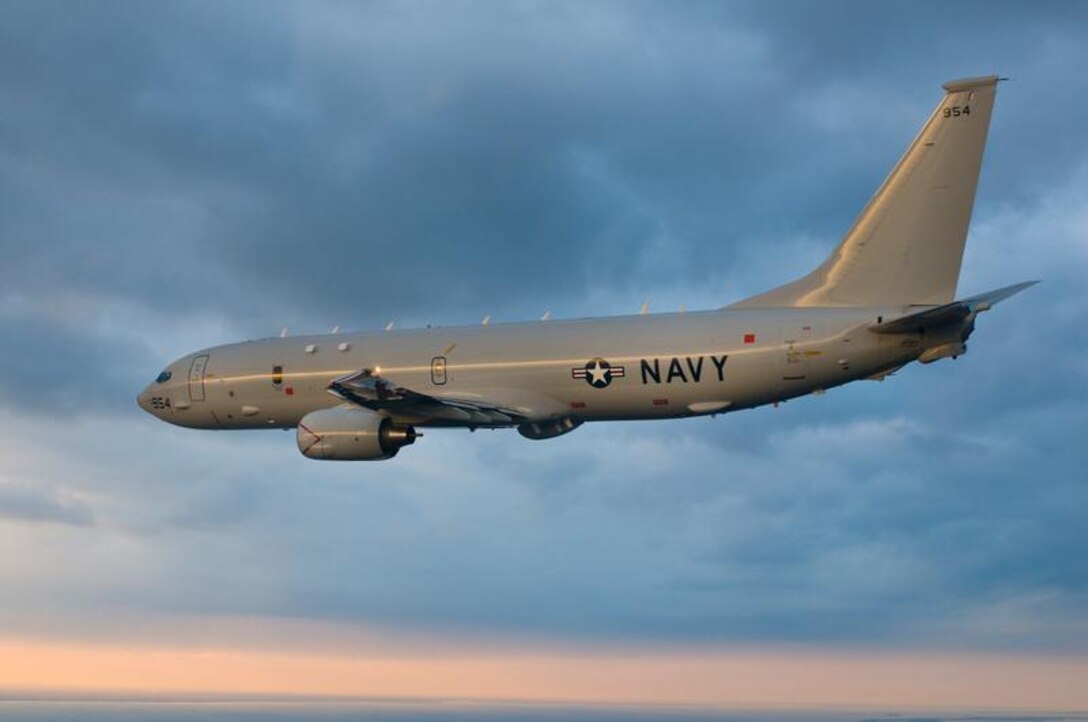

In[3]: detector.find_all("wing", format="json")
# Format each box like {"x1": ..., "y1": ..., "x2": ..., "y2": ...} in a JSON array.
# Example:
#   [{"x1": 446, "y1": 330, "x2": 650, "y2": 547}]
[
  {"x1": 327, "y1": 368, "x2": 529, "y2": 427},
  {"x1": 870, "y1": 280, "x2": 1038, "y2": 334}
]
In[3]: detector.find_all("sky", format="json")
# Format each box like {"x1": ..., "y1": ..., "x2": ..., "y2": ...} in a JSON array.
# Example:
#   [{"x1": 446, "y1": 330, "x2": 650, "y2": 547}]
[{"x1": 1, "y1": 0, "x2": 1087, "y2": 710}]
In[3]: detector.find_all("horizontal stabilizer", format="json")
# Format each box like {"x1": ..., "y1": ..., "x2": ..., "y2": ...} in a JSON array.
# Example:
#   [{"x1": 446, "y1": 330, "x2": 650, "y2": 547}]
[{"x1": 870, "y1": 280, "x2": 1037, "y2": 334}]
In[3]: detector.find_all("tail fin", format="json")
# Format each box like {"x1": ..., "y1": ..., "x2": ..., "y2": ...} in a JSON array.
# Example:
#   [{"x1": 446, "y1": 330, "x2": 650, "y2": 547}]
[{"x1": 731, "y1": 75, "x2": 1000, "y2": 308}]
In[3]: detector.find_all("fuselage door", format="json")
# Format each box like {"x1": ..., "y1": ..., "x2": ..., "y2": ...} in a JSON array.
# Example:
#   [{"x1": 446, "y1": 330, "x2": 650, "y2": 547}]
[{"x1": 188, "y1": 354, "x2": 210, "y2": 402}]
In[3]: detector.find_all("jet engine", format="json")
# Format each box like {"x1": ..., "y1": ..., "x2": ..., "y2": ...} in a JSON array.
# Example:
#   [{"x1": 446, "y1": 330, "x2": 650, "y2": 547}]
[{"x1": 296, "y1": 406, "x2": 417, "y2": 461}]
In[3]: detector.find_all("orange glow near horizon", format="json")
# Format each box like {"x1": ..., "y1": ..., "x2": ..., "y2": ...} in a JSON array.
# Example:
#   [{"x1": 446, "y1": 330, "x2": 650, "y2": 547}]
[{"x1": 1, "y1": 638, "x2": 1087, "y2": 711}]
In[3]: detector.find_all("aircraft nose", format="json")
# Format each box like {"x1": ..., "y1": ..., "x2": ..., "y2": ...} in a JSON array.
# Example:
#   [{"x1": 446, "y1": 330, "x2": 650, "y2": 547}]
[{"x1": 137, "y1": 385, "x2": 154, "y2": 415}]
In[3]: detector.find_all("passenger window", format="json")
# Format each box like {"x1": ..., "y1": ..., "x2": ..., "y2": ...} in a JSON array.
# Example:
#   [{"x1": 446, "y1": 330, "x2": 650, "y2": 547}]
[{"x1": 272, "y1": 365, "x2": 283, "y2": 386}]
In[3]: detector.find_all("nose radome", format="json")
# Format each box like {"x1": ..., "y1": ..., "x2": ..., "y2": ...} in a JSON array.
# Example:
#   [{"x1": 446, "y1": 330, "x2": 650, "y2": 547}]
[{"x1": 137, "y1": 386, "x2": 154, "y2": 414}]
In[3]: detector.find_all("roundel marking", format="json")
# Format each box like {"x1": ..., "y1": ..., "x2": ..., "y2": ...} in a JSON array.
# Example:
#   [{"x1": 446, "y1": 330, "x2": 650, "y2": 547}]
[{"x1": 571, "y1": 357, "x2": 626, "y2": 389}]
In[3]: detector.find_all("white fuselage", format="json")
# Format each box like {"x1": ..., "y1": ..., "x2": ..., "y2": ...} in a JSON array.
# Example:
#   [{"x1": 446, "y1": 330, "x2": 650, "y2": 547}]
[{"x1": 137, "y1": 306, "x2": 933, "y2": 431}]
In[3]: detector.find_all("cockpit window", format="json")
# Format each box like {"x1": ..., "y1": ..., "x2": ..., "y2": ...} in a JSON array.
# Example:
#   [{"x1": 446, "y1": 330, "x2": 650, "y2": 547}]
[{"x1": 155, "y1": 370, "x2": 172, "y2": 383}]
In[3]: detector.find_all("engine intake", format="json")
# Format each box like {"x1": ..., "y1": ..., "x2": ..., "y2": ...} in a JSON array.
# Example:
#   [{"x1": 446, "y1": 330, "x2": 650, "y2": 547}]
[{"x1": 297, "y1": 407, "x2": 417, "y2": 461}]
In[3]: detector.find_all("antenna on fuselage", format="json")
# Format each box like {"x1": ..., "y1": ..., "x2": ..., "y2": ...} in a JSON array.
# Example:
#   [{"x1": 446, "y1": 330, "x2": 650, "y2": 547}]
[
  {"x1": 330, "y1": 325, "x2": 340, "y2": 334},
  {"x1": 482, "y1": 315, "x2": 491, "y2": 326},
  {"x1": 639, "y1": 301, "x2": 649, "y2": 315},
  {"x1": 279, "y1": 326, "x2": 289, "y2": 338},
  {"x1": 541, "y1": 311, "x2": 551, "y2": 321},
  {"x1": 384, "y1": 321, "x2": 394, "y2": 331}
]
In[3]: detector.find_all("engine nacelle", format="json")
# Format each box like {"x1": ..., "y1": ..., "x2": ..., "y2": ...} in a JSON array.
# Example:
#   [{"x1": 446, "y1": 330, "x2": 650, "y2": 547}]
[{"x1": 297, "y1": 407, "x2": 417, "y2": 461}]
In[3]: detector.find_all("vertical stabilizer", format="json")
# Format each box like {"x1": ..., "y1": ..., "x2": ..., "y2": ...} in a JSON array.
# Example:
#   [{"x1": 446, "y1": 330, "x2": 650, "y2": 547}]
[{"x1": 731, "y1": 76, "x2": 999, "y2": 308}]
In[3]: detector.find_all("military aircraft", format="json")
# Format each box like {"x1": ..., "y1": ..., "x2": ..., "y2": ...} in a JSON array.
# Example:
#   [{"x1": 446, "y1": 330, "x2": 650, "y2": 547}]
[{"x1": 139, "y1": 75, "x2": 1034, "y2": 461}]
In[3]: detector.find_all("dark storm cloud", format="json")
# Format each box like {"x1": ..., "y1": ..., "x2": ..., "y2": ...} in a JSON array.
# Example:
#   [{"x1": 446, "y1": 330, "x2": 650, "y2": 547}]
[
  {"x1": 0, "y1": 0, "x2": 1086, "y2": 653},
  {"x1": 4, "y1": 0, "x2": 1087, "y2": 327}
]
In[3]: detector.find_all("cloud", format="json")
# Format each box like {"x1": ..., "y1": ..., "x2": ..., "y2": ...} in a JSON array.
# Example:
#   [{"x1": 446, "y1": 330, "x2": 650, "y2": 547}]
[
  {"x1": 0, "y1": 0, "x2": 1086, "y2": 665},
  {"x1": 0, "y1": 381, "x2": 1085, "y2": 653},
  {"x1": 0, "y1": 475, "x2": 93, "y2": 527}
]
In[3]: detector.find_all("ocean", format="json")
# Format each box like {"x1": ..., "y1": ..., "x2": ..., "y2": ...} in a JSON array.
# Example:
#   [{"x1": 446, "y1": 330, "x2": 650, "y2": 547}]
[{"x1": 0, "y1": 699, "x2": 1084, "y2": 722}]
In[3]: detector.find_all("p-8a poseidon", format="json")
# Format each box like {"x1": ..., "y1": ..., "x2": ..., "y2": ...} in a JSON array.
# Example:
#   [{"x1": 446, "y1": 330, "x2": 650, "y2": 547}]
[{"x1": 139, "y1": 76, "x2": 1034, "y2": 461}]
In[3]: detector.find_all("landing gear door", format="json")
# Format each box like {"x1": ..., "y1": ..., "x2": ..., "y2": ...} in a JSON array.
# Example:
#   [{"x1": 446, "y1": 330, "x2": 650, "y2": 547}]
[{"x1": 188, "y1": 354, "x2": 209, "y2": 402}]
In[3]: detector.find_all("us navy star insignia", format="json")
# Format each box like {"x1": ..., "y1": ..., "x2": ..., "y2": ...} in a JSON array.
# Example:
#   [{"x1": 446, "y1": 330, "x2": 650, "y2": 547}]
[{"x1": 571, "y1": 357, "x2": 625, "y2": 389}]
